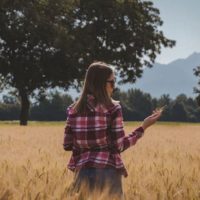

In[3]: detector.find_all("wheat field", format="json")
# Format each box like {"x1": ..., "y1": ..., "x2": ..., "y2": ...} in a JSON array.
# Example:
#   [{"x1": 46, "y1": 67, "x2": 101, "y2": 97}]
[{"x1": 0, "y1": 121, "x2": 200, "y2": 200}]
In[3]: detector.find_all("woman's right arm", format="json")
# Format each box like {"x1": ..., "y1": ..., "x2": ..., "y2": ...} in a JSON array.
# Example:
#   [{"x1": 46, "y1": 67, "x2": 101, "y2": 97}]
[
  {"x1": 63, "y1": 107, "x2": 73, "y2": 151},
  {"x1": 110, "y1": 104, "x2": 162, "y2": 153},
  {"x1": 109, "y1": 104, "x2": 144, "y2": 153}
]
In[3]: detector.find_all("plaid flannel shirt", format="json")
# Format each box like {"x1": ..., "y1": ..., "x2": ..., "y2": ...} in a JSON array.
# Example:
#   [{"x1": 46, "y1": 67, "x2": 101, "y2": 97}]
[{"x1": 63, "y1": 94, "x2": 144, "y2": 177}]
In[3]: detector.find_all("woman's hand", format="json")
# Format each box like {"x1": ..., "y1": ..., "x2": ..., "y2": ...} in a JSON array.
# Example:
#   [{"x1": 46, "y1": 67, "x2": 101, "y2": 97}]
[{"x1": 141, "y1": 109, "x2": 163, "y2": 131}]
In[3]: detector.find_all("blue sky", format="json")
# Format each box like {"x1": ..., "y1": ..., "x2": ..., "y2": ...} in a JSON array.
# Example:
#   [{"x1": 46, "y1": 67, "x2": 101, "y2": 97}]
[{"x1": 153, "y1": 0, "x2": 200, "y2": 64}]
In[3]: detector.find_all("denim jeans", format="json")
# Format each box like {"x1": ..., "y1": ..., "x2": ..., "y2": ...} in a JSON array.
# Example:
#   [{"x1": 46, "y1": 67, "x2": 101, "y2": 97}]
[{"x1": 70, "y1": 167, "x2": 124, "y2": 199}]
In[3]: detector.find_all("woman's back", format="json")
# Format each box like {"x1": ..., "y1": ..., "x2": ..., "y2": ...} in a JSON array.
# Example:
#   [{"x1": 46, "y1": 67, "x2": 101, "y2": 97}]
[
  {"x1": 68, "y1": 94, "x2": 113, "y2": 149},
  {"x1": 64, "y1": 94, "x2": 130, "y2": 177}
]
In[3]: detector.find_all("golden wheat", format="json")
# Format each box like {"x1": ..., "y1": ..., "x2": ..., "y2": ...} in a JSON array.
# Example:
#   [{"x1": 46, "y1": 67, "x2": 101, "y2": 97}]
[{"x1": 0, "y1": 122, "x2": 200, "y2": 200}]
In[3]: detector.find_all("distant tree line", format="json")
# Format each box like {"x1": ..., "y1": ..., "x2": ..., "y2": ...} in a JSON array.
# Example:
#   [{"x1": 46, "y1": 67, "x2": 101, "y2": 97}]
[
  {"x1": 0, "y1": 89, "x2": 199, "y2": 122},
  {"x1": 112, "y1": 88, "x2": 200, "y2": 122}
]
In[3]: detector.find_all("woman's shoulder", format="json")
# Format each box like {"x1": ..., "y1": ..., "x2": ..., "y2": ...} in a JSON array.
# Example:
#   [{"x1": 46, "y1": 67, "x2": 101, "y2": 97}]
[
  {"x1": 111, "y1": 98, "x2": 120, "y2": 106},
  {"x1": 108, "y1": 99, "x2": 122, "y2": 113},
  {"x1": 66, "y1": 102, "x2": 77, "y2": 115},
  {"x1": 66, "y1": 98, "x2": 121, "y2": 115}
]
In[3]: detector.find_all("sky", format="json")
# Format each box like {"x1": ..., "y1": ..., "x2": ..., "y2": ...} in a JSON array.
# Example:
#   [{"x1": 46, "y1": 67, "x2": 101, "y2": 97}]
[{"x1": 153, "y1": 0, "x2": 200, "y2": 64}]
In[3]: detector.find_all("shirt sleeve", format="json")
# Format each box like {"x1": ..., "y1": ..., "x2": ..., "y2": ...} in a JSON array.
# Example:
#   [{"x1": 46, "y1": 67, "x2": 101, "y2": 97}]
[
  {"x1": 109, "y1": 104, "x2": 144, "y2": 153},
  {"x1": 63, "y1": 107, "x2": 73, "y2": 151}
]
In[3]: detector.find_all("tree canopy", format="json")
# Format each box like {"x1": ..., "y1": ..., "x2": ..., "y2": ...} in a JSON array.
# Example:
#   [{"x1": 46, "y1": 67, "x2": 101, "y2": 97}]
[{"x1": 0, "y1": 0, "x2": 175, "y2": 125}]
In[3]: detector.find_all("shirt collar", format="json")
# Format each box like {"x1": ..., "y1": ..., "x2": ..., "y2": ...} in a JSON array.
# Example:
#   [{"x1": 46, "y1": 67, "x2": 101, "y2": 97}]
[{"x1": 86, "y1": 94, "x2": 108, "y2": 113}]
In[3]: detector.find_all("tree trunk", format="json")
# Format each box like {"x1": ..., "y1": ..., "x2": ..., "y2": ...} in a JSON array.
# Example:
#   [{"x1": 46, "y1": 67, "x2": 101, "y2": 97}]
[{"x1": 19, "y1": 88, "x2": 30, "y2": 126}]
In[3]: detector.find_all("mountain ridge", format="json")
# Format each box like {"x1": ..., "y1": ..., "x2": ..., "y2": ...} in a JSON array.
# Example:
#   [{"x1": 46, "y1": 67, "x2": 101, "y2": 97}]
[
  {"x1": 121, "y1": 52, "x2": 200, "y2": 99},
  {"x1": 0, "y1": 52, "x2": 200, "y2": 101}
]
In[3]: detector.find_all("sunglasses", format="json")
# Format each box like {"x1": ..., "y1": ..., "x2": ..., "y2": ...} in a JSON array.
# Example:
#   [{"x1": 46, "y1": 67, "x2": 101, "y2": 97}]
[{"x1": 106, "y1": 79, "x2": 116, "y2": 87}]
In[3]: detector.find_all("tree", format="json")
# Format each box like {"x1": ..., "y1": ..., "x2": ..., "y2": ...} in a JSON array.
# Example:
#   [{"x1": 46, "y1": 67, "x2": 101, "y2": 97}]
[
  {"x1": 71, "y1": 0, "x2": 175, "y2": 83},
  {"x1": 0, "y1": 0, "x2": 80, "y2": 125},
  {"x1": 156, "y1": 94, "x2": 172, "y2": 121},
  {"x1": 0, "y1": 94, "x2": 20, "y2": 120},
  {"x1": 2, "y1": 94, "x2": 19, "y2": 104},
  {"x1": 112, "y1": 88, "x2": 134, "y2": 120},
  {"x1": 0, "y1": 0, "x2": 175, "y2": 125},
  {"x1": 30, "y1": 91, "x2": 73, "y2": 121},
  {"x1": 171, "y1": 102, "x2": 187, "y2": 122},
  {"x1": 193, "y1": 65, "x2": 200, "y2": 106},
  {"x1": 196, "y1": 95, "x2": 200, "y2": 107},
  {"x1": 126, "y1": 89, "x2": 153, "y2": 120},
  {"x1": 180, "y1": 95, "x2": 199, "y2": 122}
]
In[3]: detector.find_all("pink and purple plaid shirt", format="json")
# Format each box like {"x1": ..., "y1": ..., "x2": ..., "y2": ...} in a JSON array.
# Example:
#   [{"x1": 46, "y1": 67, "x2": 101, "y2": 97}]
[{"x1": 63, "y1": 94, "x2": 144, "y2": 177}]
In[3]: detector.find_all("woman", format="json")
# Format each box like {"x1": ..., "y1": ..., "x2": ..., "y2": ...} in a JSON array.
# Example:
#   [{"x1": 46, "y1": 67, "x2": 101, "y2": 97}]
[{"x1": 63, "y1": 61, "x2": 162, "y2": 199}]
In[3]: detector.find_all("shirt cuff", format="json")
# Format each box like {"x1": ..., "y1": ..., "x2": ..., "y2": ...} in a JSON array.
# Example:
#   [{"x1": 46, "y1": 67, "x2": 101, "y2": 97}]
[{"x1": 135, "y1": 126, "x2": 145, "y2": 138}]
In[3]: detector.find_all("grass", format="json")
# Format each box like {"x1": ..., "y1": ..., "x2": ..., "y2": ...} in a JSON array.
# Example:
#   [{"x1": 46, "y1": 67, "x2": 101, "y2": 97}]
[
  {"x1": 1, "y1": 120, "x2": 199, "y2": 126},
  {"x1": 0, "y1": 121, "x2": 200, "y2": 199}
]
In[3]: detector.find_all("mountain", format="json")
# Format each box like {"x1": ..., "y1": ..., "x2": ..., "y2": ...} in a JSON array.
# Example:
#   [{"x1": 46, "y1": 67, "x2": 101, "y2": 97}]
[
  {"x1": 120, "y1": 52, "x2": 200, "y2": 99},
  {"x1": 1, "y1": 52, "x2": 200, "y2": 101}
]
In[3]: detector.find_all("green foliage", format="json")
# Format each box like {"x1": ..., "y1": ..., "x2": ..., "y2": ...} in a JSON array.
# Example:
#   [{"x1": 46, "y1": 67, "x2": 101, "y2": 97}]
[
  {"x1": 171, "y1": 102, "x2": 187, "y2": 122},
  {"x1": 30, "y1": 91, "x2": 73, "y2": 120},
  {"x1": 0, "y1": 0, "x2": 175, "y2": 124},
  {"x1": 193, "y1": 65, "x2": 200, "y2": 106},
  {"x1": 0, "y1": 90, "x2": 200, "y2": 122},
  {"x1": 70, "y1": 0, "x2": 176, "y2": 83},
  {"x1": 128, "y1": 89, "x2": 152, "y2": 118},
  {"x1": 0, "y1": 102, "x2": 20, "y2": 120},
  {"x1": 0, "y1": 0, "x2": 76, "y2": 94},
  {"x1": 112, "y1": 89, "x2": 200, "y2": 122}
]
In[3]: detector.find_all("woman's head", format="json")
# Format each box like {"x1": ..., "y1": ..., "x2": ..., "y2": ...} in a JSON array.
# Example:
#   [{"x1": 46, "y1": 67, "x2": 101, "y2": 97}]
[
  {"x1": 84, "y1": 61, "x2": 115, "y2": 97},
  {"x1": 73, "y1": 61, "x2": 116, "y2": 113}
]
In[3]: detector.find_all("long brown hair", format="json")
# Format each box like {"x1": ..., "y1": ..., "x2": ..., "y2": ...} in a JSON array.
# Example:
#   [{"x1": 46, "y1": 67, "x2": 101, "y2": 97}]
[{"x1": 73, "y1": 61, "x2": 114, "y2": 114}]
